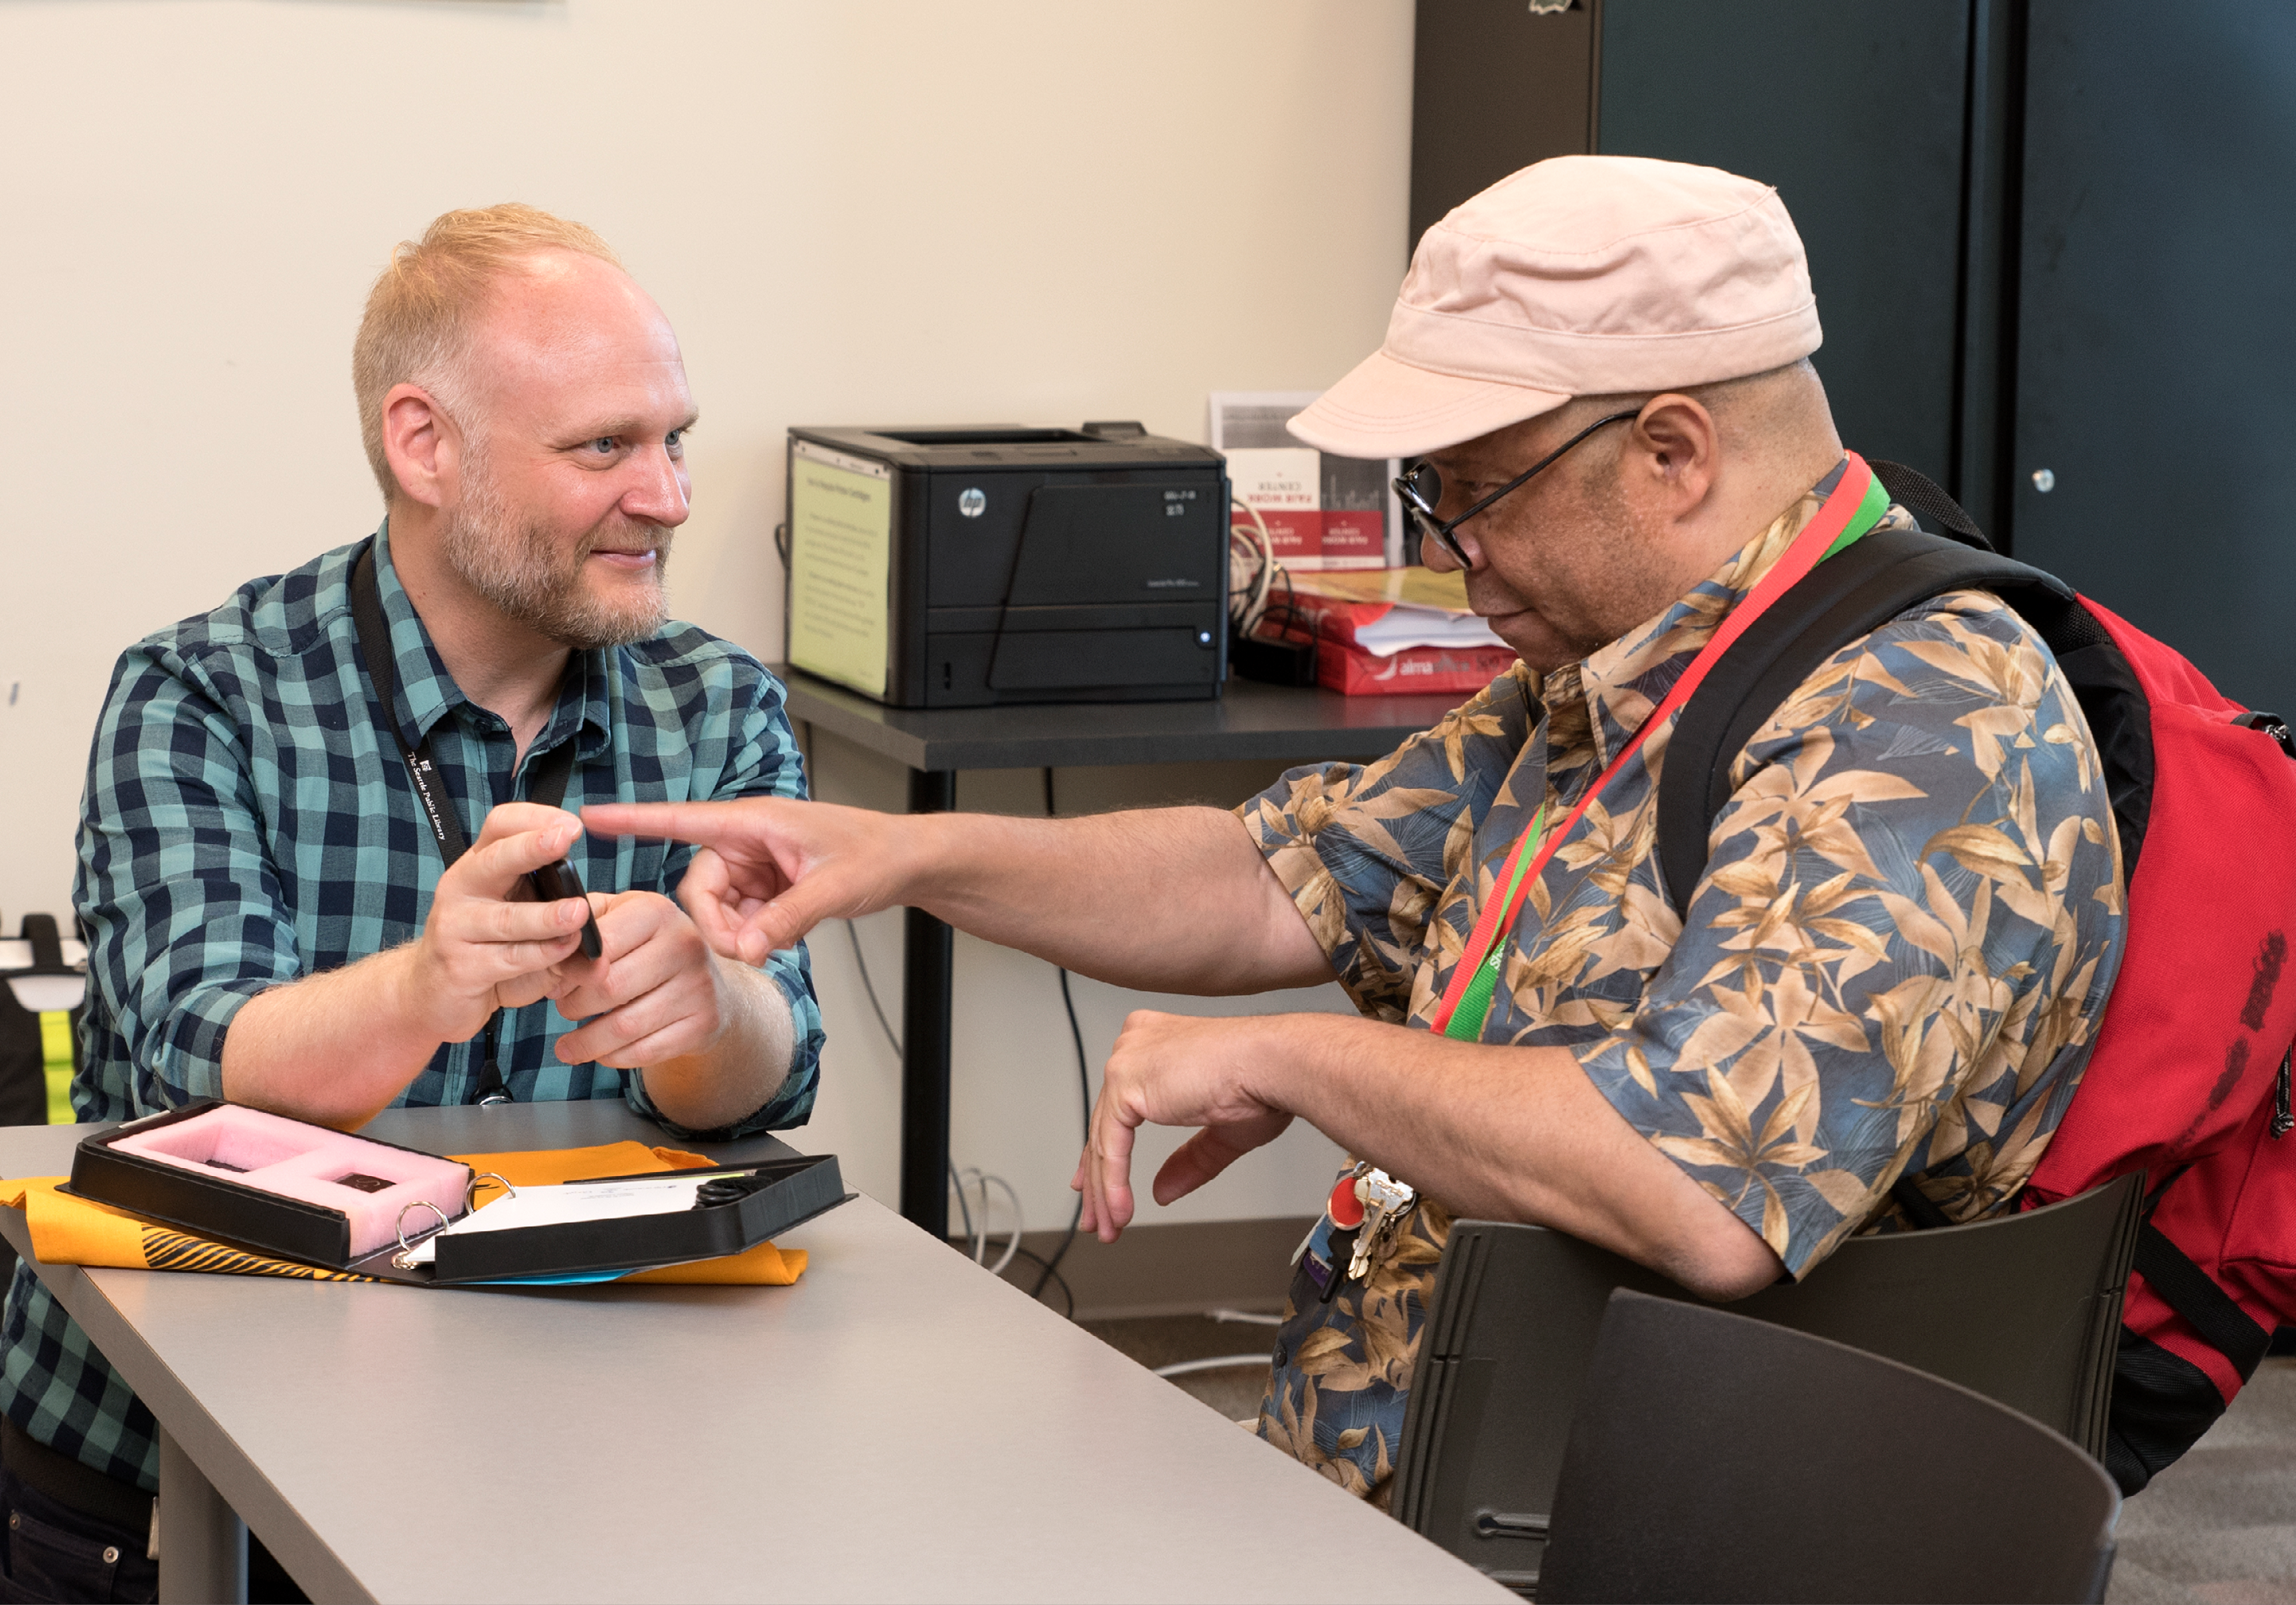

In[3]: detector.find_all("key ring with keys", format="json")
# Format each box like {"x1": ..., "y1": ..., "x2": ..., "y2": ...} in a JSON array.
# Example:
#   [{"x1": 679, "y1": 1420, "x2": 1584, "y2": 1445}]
[{"x1": 1309, "y1": 1162, "x2": 1419, "y2": 1289}]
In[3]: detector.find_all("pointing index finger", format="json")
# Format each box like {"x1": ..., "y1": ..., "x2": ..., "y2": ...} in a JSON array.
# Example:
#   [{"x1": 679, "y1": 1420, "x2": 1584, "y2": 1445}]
[{"x1": 583, "y1": 800, "x2": 752, "y2": 849}]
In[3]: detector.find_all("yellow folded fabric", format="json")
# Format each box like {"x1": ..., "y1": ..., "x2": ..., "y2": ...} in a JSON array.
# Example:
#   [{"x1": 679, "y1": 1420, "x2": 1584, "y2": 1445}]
[
  {"x1": 0, "y1": 1138, "x2": 805, "y2": 1286},
  {"x1": 459, "y1": 1141, "x2": 712, "y2": 1197}
]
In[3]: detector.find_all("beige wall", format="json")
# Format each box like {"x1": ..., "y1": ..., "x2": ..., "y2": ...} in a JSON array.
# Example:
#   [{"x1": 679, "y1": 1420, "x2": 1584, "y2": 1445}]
[{"x1": 0, "y1": 0, "x2": 1414, "y2": 1226}]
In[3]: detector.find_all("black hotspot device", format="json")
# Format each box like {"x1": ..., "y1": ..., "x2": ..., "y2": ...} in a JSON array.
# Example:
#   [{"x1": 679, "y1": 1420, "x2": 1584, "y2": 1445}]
[{"x1": 526, "y1": 859, "x2": 604, "y2": 960}]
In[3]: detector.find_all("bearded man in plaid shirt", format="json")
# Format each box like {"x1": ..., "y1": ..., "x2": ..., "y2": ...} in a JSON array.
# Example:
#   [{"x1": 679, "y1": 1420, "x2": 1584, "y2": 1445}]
[{"x1": 0, "y1": 205, "x2": 821, "y2": 1601}]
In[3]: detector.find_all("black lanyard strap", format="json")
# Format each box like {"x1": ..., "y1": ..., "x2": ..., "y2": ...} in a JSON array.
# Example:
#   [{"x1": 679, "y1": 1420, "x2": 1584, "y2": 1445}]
[
  {"x1": 350, "y1": 546, "x2": 578, "y2": 867},
  {"x1": 349, "y1": 542, "x2": 598, "y2": 1106}
]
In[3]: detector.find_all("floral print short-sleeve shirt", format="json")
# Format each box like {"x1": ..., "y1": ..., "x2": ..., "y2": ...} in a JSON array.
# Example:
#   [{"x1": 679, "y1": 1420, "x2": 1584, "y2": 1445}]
[{"x1": 1238, "y1": 471, "x2": 2126, "y2": 1503}]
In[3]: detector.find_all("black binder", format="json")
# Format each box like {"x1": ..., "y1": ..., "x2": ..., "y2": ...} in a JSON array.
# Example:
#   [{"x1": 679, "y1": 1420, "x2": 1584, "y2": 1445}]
[
  {"x1": 374, "y1": 1155, "x2": 853, "y2": 1288},
  {"x1": 67, "y1": 1100, "x2": 851, "y2": 1287}
]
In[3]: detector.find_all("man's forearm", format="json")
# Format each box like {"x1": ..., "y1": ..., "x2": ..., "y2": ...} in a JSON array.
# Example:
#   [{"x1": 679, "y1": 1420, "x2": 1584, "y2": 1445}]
[
  {"x1": 1253, "y1": 1014, "x2": 1783, "y2": 1300},
  {"x1": 908, "y1": 806, "x2": 1328, "y2": 995},
  {"x1": 220, "y1": 946, "x2": 451, "y2": 1128},
  {"x1": 639, "y1": 962, "x2": 793, "y2": 1132}
]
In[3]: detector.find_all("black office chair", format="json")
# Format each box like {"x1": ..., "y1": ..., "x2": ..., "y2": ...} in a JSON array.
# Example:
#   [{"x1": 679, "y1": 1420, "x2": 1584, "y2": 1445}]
[
  {"x1": 0, "y1": 914, "x2": 71, "y2": 1127},
  {"x1": 1537, "y1": 1290, "x2": 2121, "y2": 1604},
  {"x1": 1390, "y1": 1175, "x2": 2141, "y2": 1595}
]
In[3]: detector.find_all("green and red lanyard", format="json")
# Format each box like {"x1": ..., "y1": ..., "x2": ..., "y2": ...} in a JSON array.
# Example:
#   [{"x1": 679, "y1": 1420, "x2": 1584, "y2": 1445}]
[{"x1": 1429, "y1": 454, "x2": 1893, "y2": 1044}]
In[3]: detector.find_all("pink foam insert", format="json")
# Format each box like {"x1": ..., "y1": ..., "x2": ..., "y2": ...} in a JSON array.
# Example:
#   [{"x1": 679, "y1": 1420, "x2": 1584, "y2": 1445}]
[{"x1": 113, "y1": 1105, "x2": 471, "y2": 1260}]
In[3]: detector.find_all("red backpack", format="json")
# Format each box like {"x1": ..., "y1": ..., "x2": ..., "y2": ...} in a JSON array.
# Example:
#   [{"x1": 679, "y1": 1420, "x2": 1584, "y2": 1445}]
[{"x1": 1655, "y1": 463, "x2": 2296, "y2": 1493}]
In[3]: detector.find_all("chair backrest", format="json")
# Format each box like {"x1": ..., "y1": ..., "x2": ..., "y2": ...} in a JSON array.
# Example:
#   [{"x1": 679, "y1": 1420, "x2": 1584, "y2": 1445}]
[
  {"x1": 1390, "y1": 1175, "x2": 2140, "y2": 1594},
  {"x1": 1537, "y1": 1291, "x2": 2121, "y2": 1604}
]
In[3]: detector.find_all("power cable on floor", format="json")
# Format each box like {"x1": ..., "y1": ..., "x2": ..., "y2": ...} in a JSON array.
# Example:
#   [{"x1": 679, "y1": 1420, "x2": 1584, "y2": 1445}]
[
  {"x1": 1002, "y1": 1244, "x2": 1075, "y2": 1319},
  {"x1": 955, "y1": 1165, "x2": 1024, "y2": 1275},
  {"x1": 1152, "y1": 1355, "x2": 1275, "y2": 1379}
]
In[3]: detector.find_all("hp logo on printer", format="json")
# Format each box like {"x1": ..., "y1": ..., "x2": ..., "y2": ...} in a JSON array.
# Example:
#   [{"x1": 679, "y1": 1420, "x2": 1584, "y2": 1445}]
[{"x1": 957, "y1": 487, "x2": 987, "y2": 518}]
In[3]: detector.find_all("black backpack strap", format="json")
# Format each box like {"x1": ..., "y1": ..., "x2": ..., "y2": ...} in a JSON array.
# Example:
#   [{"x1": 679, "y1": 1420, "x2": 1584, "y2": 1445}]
[
  {"x1": 1866, "y1": 460, "x2": 1993, "y2": 549},
  {"x1": 1888, "y1": 1173, "x2": 1955, "y2": 1230},
  {"x1": 2132, "y1": 1221, "x2": 2273, "y2": 1381},
  {"x1": 1656, "y1": 527, "x2": 2076, "y2": 918}
]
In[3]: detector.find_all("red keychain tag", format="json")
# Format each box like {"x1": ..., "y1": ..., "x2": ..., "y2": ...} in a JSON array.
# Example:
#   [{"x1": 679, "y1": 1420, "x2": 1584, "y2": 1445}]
[{"x1": 1328, "y1": 1176, "x2": 1366, "y2": 1230}]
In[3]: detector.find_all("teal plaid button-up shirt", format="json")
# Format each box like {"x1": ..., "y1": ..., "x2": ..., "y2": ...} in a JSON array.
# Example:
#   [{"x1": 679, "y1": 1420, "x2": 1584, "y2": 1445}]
[{"x1": 3, "y1": 523, "x2": 822, "y2": 1489}]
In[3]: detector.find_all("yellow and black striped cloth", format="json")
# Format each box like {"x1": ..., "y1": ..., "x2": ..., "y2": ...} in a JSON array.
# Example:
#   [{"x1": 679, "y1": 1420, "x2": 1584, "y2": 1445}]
[{"x1": 139, "y1": 1224, "x2": 372, "y2": 1281}]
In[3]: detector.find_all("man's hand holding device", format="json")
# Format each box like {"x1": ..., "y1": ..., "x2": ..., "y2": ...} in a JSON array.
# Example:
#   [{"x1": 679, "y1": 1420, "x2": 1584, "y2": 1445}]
[
  {"x1": 402, "y1": 802, "x2": 600, "y2": 1045},
  {"x1": 419, "y1": 803, "x2": 736, "y2": 1073},
  {"x1": 549, "y1": 888, "x2": 738, "y2": 1070}
]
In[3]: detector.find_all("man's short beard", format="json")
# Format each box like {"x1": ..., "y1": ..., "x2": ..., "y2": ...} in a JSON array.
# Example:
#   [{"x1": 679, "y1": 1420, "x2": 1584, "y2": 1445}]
[{"x1": 441, "y1": 439, "x2": 673, "y2": 651}]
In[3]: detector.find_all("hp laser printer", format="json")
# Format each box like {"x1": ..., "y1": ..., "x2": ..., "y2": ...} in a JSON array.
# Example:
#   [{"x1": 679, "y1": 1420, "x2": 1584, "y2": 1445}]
[{"x1": 783, "y1": 423, "x2": 1229, "y2": 707}]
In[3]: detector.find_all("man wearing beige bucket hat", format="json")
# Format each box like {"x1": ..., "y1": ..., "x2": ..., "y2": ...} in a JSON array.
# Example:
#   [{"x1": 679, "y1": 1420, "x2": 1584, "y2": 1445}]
[{"x1": 592, "y1": 156, "x2": 2123, "y2": 1504}]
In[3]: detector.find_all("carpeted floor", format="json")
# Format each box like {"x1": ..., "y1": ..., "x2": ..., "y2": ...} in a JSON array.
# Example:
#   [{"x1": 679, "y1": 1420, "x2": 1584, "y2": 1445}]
[
  {"x1": 1085, "y1": 1311, "x2": 1277, "y2": 1424},
  {"x1": 2108, "y1": 1357, "x2": 2296, "y2": 1605}
]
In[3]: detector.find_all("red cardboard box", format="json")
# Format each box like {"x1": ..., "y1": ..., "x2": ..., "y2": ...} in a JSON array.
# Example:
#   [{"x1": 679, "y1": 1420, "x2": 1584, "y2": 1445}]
[
  {"x1": 1264, "y1": 568, "x2": 1519, "y2": 697},
  {"x1": 1316, "y1": 639, "x2": 1520, "y2": 697}
]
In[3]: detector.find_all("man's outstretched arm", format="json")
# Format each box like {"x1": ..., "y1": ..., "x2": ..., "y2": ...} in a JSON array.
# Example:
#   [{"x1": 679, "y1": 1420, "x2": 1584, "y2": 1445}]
[
  {"x1": 580, "y1": 798, "x2": 1333, "y2": 997},
  {"x1": 587, "y1": 795, "x2": 1784, "y2": 1300}
]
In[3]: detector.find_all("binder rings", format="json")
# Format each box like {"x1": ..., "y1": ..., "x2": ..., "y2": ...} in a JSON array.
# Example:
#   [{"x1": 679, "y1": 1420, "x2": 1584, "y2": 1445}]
[{"x1": 68, "y1": 1100, "x2": 850, "y2": 1287}]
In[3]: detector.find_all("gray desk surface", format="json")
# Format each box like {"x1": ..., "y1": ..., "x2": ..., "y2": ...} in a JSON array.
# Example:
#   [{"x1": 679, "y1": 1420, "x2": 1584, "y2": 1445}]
[
  {"x1": 0, "y1": 1105, "x2": 1507, "y2": 1604},
  {"x1": 776, "y1": 665, "x2": 1469, "y2": 772}
]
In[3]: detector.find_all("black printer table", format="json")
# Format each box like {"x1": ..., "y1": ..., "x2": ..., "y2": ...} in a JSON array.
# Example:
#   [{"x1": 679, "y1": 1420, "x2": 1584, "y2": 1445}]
[{"x1": 774, "y1": 666, "x2": 1465, "y2": 1236}]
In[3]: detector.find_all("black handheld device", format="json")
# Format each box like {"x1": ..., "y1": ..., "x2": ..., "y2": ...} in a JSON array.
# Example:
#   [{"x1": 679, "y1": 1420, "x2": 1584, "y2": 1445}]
[{"x1": 526, "y1": 860, "x2": 604, "y2": 960}]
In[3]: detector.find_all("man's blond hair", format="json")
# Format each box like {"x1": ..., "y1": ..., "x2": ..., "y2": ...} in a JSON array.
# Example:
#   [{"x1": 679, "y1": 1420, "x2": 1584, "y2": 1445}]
[{"x1": 352, "y1": 203, "x2": 622, "y2": 500}]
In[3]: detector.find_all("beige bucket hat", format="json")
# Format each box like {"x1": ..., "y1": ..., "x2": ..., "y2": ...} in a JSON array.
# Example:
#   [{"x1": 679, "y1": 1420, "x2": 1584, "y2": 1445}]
[{"x1": 1289, "y1": 155, "x2": 1823, "y2": 460}]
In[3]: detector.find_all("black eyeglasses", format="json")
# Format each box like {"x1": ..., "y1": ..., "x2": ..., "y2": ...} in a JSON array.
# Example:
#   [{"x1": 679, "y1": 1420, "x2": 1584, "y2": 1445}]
[{"x1": 1394, "y1": 408, "x2": 1641, "y2": 569}]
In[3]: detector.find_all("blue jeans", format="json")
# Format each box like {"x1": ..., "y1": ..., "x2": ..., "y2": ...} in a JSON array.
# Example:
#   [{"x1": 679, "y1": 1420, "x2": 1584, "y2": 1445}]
[{"x1": 0, "y1": 1468, "x2": 151, "y2": 1605}]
